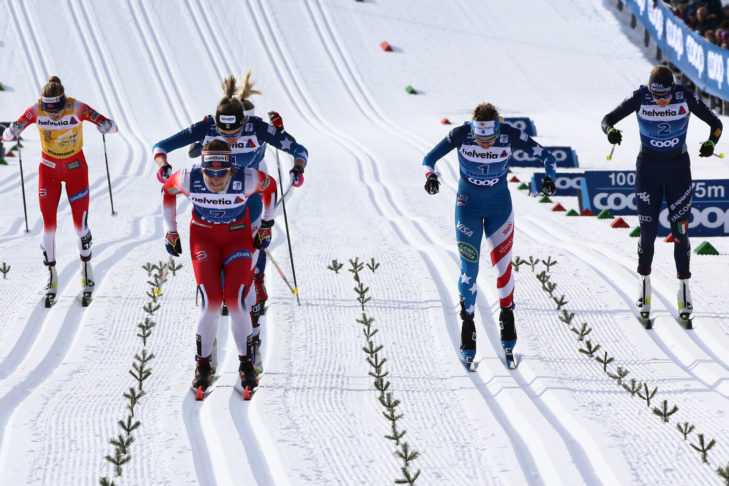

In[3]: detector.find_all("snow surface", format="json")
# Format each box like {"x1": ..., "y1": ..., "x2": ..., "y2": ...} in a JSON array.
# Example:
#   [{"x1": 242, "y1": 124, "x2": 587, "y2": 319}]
[{"x1": 1, "y1": 0, "x2": 729, "y2": 484}]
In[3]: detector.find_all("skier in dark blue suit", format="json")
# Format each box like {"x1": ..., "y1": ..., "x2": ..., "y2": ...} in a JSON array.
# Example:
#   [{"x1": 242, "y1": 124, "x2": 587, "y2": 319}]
[
  {"x1": 601, "y1": 65, "x2": 722, "y2": 323},
  {"x1": 423, "y1": 102, "x2": 557, "y2": 369}
]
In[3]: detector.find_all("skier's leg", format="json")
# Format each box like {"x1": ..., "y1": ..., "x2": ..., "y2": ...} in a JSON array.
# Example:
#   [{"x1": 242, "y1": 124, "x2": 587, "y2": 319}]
[
  {"x1": 189, "y1": 225, "x2": 224, "y2": 360},
  {"x1": 663, "y1": 155, "x2": 692, "y2": 279},
  {"x1": 64, "y1": 154, "x2": 92, "y2": 260},
  {"x1": 38, "y1": 161, "x2": 62, "y2": 265},
  {"x1": 455, "y1": 203, "x2": 483, "y2": 364},
  {"x1": 634, "y1": 153, "x2": 664, "y2": 276},
  {"x1": 222, "y1": 249, "x2": 255, "y2": 357},
  {"x1": 483, "y1": 207, "x2": 515, "y2": 311}
]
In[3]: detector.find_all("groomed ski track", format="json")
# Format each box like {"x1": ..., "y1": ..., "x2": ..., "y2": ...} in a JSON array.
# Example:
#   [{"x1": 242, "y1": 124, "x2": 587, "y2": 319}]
[{"x1": 1, "y1": 1, "x2": 728, "y2": 485}]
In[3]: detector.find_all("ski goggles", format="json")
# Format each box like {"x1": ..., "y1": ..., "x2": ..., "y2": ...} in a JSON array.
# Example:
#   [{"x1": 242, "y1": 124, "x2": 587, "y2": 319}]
[
  {"x1": 202, "y1": 168, "x2": 230, "y2": 178},
  {"x1": 650, "y1": 91, "x2": 673, "y2": 102},
  {"x1": 471, "y1": 119, "x2": 500, "y2": 144},
  {"x1": 41, "y1": 94, "x2": 66, "y2": 114}
]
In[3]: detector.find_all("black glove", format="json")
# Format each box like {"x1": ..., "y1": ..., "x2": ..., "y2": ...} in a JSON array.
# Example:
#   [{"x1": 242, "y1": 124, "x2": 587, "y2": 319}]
[
  {"x1": 290, "y1": 165, "x2": 304, "y2": 187},
  {"x1": 188, "y1": 142, "x2": 202, "y2": 158},
  {"x1": 541, "y1": 176, "x2": 556, "y2": 196},
  {"x1": 254, "y1": 220, "x2": 274, "y2": 249},
  {"x1": 424, "y1": 173, "x2": 440, "y2": 195},
  {"x1": 699, "y1": 140, "x2": 715, "y2": 157},
  {"x1": 607, "y1": 127, "x2": 622, "y2": 145},
  {"x1": 165, "y1": 231, "x2": 182, "y2": 256}
]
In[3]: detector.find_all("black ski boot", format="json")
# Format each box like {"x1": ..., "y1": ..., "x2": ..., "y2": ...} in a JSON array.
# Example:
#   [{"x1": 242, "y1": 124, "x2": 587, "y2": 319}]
[
  {"x1": 459, "y1": 298, "x2": 477, "y2": 370},
  {"x1": 239, "y1": 355, "x2": 259, "y2": 400},
  {"x1": 193, "y1": 356, "x2": 212, "y2": 400},
  {"x1": 499, "y1": 308, "x2": 518, "y2": 369}
]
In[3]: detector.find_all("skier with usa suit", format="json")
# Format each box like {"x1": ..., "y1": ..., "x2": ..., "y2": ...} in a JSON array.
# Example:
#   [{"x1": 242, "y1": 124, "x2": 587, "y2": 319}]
[{"x1": 422, "y1": 102, "x2": 557, "y2": 369}]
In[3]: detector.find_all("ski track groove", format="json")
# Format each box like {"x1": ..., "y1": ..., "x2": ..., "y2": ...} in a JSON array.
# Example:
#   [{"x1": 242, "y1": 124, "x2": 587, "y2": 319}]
[
  {"x1": 519, "y1": 215, "x2": 729, "y2": 400},
  {"x1": 244, "y1": 1, "x2": 615, "y2": 483},
  {"x1": 0, "y1": 217, "x2": 159, "y2": 479}
]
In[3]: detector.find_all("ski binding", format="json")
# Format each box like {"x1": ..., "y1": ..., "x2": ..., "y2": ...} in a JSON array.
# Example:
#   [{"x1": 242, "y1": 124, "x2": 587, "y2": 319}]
[
  {"x1": 81, "y1": 291, "x2": 93, "y2": 307},
  {"x1": 679, "y1": 312, "x2": 693, "y2": 330},
  {"x1": 502, "y1": 340, "x2": 518, "y2": 369},
  {"x1": 44, "y1": 294, "x2": 56, "y2": 308}
]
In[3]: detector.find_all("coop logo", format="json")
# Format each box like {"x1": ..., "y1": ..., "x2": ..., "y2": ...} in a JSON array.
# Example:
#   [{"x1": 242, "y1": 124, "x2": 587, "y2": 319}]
[
  {"x1": 647, "y1": 0, "x2": 663, "y2": 39},
  {"x1": 708, "y1": 50, "x2": 724, "y2": 89},
  {"x1": 461, "y1": 149, "x2": 502, "y2": 159},
  {"x1": 594, "y1": 192, "x2": 637, "y2": 211},
  {"x1": 649, "y1": 138, "x2": 680, "y2": 148},
  {"x1": 457, "y1": 221, "x2": 473, "y2": 237},
  {"x1": 467, "y1": 177, "x2": 500, "y2": 187},
  {"x1": 686, "y1": 34, "x2": 705, "y2": 78},
  {"x1": 666, "y1": 18, "x2": 684, "y2": 59},
  {"x1": 514, "y1": 148, "x2": 569, "y2": 163},
  {"x1": 660, "y1": 206, "x2": 729, "y2": 233}
]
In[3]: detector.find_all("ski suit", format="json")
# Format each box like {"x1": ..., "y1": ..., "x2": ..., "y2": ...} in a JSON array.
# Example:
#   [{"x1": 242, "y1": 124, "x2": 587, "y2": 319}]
[
  {"x1": 153, "y1": 115, "x2": 308, "y2": 274},
  {"x1": 601, "y1": 85, "x2": 722, "y2": 278},
  {"x1": 423, "y1": 121, "x2": 557, "y2": 314},
  {"x1": 2, "y1": 98, "x2": 117, "y2": 263},
  {"x1": 162, "y1": 165, "x2": 277, "y2": 358}
]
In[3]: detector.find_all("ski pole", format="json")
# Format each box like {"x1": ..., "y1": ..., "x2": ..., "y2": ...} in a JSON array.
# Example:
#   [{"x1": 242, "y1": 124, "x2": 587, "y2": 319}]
[
  {"x1": 606, "y1": 143, "x2": 616, "y2": 161},
  {"x1": 17, "y1": 143, "x2": 30, "y2": 233},
  {"x1": 712, "y1": 152, "x2": 725, "y2": 159},
  {"x1": 264, "y1": 248, "x2": 298, "y2": 297},
  {"x1": 270, "y1": 119, "x2": 301, "y2": 306},
  {"x1": 102, "y1": 134, "x2": 116, "y2": 215}
]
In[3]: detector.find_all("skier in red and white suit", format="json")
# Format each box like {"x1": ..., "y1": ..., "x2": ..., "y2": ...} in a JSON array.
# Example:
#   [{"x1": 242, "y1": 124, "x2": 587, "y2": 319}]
[
  {"x1": 162, "y1": 139, "x2": 277, "y2": 396},
  {"x1": 1, "y1": 76, "x2": 117, "y2": 299}
]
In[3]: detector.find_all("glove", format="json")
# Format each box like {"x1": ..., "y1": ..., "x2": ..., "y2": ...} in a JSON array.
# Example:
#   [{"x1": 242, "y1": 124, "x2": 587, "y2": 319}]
[
  {"x1": 699, "y1": 140, "x2": 715, "y2": 157},
  {"x1": 1, "y1": 122, "x2": 22, "y2": 142},
  {"x1": 424, "y1": 173, "x2": 440, "y2": 195},
  {"x1": 165, "y1": 231, "x2": 182, "y2": 257},
  {"x1": 254, "y1": 220, "x2": 274, "y2": 249},
  {"x1": 268, "y1": 111, "x2": 284, "y2": 131},
  {"x1": 541, "y1": 176, "x2": 556, "y2": 196},
  {"x1": 157, "y1": 163, "x2": 172, "y2": 183},
  {"x1": 290, "y1": 165, "x2": 304, "y2": 187},
  {"x1": 97, "y1": 119, "x2": 116, "y2": 135},
  {"x1": 607, "y1": 127, "x2": 622, "y2": 145},
  {"x1": 188, "y1": 141, "x2": 202, "y2": 158}
]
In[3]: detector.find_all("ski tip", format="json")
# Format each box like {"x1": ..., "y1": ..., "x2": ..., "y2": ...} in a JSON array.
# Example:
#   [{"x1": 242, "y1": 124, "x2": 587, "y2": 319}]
[
  {"x1": 195, "y1": 386, "x2": 204, "y2": 401},
  {"x1": 243, "y1": 386, "x2": 252, "y2": 401}
]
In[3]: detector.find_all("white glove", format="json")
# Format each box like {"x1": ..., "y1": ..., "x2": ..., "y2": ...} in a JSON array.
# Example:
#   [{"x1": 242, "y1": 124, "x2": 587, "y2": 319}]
[
  {"x1": 1, "y1": 122, "x2": 22, "y2": 142},
  {"x1": 97, "y1": 119, "x2": 117, "y2": 135}
]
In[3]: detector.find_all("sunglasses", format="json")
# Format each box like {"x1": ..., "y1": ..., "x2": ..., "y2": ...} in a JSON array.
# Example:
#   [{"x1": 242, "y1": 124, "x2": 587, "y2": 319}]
[{"x1": 202, "y1": 168, "x2": 230, "y2": 178}]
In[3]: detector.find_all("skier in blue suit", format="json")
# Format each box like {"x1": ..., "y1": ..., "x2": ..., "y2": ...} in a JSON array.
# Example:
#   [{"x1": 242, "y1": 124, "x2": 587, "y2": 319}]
[
  {"x1": 423, "y1": 102, "x2": 557, "y2": 368},
  {"x1": 601, "y1": 65, "x2": 722, "y2": 323}
]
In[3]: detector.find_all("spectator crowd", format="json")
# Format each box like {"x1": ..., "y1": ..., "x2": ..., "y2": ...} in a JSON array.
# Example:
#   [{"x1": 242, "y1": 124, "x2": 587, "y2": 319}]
[{"x1": 666, "y1": 1, "x2": 729, "y2": 48}]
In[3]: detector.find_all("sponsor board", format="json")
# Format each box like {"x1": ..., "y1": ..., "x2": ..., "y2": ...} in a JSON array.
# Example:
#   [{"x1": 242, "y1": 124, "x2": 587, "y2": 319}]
[
  {"x1": 579, "y1": 170, "x2": 729, "y2": 236},
  {"x1": 503, "y1": 117, "x2": 537, "y2": 137},
  {"x1": 530, "y1": 171, "x2": 584, "y2": 196},
  {"x1": 510, "y1": 146, "x2": 579, "y2": 168}
]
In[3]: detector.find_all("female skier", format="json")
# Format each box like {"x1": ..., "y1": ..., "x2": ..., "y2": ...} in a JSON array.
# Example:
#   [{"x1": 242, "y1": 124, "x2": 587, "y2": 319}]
[
  {"x1": 1, "y1": 76, "x2": 117, "y2": 306},
  {"x1": 601, "y1": 65, "x2": 722, "y2": 325},
  {"x1": 162, "y1": 139, "x2": 278, "y2": 399},
  {"x1": 422, "y1": 102, "x2": 556, "y2": 369}
]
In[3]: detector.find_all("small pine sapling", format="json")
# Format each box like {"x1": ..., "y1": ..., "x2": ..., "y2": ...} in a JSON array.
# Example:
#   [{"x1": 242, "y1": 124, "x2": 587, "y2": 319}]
[
  {"x1": 637, "y1": 383, "x2": 658, "y2": 408},
  {"x1": 690, "y1": 433, "x2": 716, "y2": 464},
  {"x1": 367, "y1": 258, "x2": 380, "y2": 272},
  {"x1": 607, "y1": 366, "x2": 630, "y2": 386},
  {"x1": 0, "y1": 262, "x2": 10, "y2": 279},
  {"x1": 622, "y1": 378, "x2": 642, "y2": 396},
  {"x1": 578, "y1": 340, "x2": 601, "y2": 358},
  {"x1": 571, "y1": 322, "x2": 592, "y2": 341},
  {"x1": 541, "y1": 256, "x2": 558, "y2": 272},
  {"x1": 328, "y1": 259, "x2": 344, "y2": 273},
  {"x1": 652, "y1": 400, "x2": 678, "y2": 423},
  {"x1": 677, "y1": 422, "x2": 695, "y2": 440},
  {"x1": 596, "y1": 351, "x2": 614, "y2": 372}
]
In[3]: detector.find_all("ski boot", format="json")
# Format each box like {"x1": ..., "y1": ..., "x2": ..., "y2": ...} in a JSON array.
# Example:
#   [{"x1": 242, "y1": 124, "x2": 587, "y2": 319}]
[
  {"x1": 499, "y1": 307, "x2": 518, "y2": 369},
  {"x1": 252, "y1": 273, "x2": 268, "y2": 324},
  {"x1": 251, "y1": 333, "x2": 263, "y2": 376},
  {"x1": 44, "y1": 262, "x2": 58, "y2": 308},
  {"x1": 459, "y1": 299, "x2": 477, "y2": 371},
  {"x1": 636, "y1": 274, "x2": 653, "y2": 329},
  {"x1": 239, "y1": 355, "x2": 259, "y2": 400},
  {"x1": 677, "y1": 278, "x2": 693, "y2": 328},
  {"x1": 80, "y1": 258, "x2": 95, "y2": 307},
  {"x1": 192, "y1": 356, "x2": 213, "y2": 400}
]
